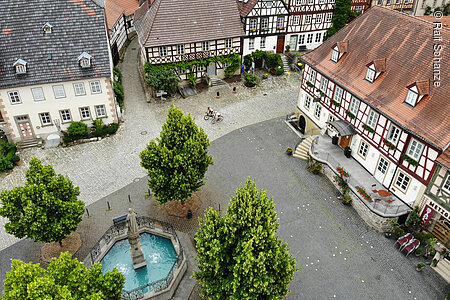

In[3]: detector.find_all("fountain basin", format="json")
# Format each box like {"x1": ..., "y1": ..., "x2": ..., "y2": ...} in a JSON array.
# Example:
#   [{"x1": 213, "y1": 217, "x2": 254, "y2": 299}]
[{"x1": 85, "y1": 217, "x2": 187, "y2": 300}]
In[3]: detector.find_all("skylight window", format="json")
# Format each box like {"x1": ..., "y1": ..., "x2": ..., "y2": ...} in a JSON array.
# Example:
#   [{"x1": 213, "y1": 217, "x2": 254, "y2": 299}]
[
  {"x1": 77, "y1": 52, "x2": 92, "y2": 68},
  {"x1": 13, "y1": 59, "x2": 27, "y2": 74}
]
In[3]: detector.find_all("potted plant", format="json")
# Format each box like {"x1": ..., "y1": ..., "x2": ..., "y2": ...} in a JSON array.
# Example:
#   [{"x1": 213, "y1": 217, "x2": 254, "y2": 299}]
[
  {"x1": 431, "y1": 258, "x2": 438, "y2": 267},
  {"x1": 285, "y1": 45, "x2": 290, "y2": 53},
  {"x1": 415, "y1": 247, "x2": 423, "y2": 257},
  {"x1": 286, "y1": 147, "x2": 293, "y2": 155},
  {"x1": 344, "y1": 147, "x2": 352, "y2": 158},
  {"x1": 416, "y1": 262, "x2": 426, "y2": 272},
  {"x1": 332, "y1": 135, "x2": 338, "y2": 145},
  {"x1": 342, "y1": 195, "x2": 352, "y2": 205}
]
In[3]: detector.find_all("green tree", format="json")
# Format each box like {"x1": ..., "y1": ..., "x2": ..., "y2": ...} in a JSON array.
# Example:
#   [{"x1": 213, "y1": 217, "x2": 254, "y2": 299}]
[
  {"x1": 144, "y1": 64, "x2": 180, "y2": 95},
  {"x1": 1, "y1": 252, "x2": 125, "y2": 299},
  {"x1": 0, "y1": 158, "x2": 84, "y2": 245},
  {"x1": 193, "y1": 178, "x2": 297, "y2": 299},
  {"x1": 326, "y1": 0, "x2": 354, "y2": 39},
  {"x1": 140, "y1": 104, "x2": 213, "y2": 204},
  {"x1": 406, "y1": 206, "x2": 424, "y2": 232}
]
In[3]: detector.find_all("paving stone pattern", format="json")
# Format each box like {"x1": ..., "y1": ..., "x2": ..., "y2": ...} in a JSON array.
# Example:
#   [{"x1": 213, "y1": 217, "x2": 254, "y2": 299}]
[{"x1": 0, "y1": 37, "x2": 300, "y2": 251}]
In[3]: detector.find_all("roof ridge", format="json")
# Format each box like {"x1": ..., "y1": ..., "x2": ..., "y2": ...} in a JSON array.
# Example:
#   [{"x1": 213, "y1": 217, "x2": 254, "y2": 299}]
[{"x1": 144, "y1": 0, "x2": 162, "y2": 46}]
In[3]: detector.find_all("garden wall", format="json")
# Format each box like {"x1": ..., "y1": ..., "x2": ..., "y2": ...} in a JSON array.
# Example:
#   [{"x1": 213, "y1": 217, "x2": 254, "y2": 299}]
[{"x1": 322, "y1": 164, "x2": 395, "y2": 232}]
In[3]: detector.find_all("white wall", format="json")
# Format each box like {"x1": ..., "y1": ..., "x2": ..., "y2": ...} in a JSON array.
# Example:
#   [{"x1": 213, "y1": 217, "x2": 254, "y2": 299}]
[
  {"x1": 0, "y1": 77, "x2": 117, "y2": 142},
  {"x1": 285, "y1": 30, "x2": 326, "y2": 51},
  {"x1": 242, "y1": 36, "x2": 278, "y2": 56},
  {"x1": 109, "y1": 14, "x2": 127, "y2": 53}
]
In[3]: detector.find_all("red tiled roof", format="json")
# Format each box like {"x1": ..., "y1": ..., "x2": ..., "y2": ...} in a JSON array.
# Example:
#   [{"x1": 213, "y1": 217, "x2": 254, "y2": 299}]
[
  {"x1": 136, "y1": 0, "x2": 244, "y2": 47},
  {"x1": 417, "y1": 16, "x2": 450, "y2": 28},
  {"x1": 373, "y1": 59, "x2": 385, "y2": 73},
  {"x1": 134, "y1": 0, "x2": 149, "y2": 22},
  {"x1": 301, "y1": 6, "x2": 450, "y2": 149},
  {"x1": 105, "y1": 0, "x2": 139, "y2": 29},
  {"x1": 237, "y1": 0, "x2": 258, "y2": 17},
  {"x1": 437, "y1": 148, "x2": 450, "y2": 169}
]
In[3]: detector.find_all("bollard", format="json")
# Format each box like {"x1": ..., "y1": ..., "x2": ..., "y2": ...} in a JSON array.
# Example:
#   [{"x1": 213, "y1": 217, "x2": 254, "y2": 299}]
[
  {"x1": 187, "y1": 210, "x2": 193, "y2": 219},
  {"x1": 219, "y1": 204, "x2": 221, "y2": 212},
  {"x1": 216, "y1": 91, "x2": 220, "y2": 99},
  {"x1": 86, "y1": 208, "x2": 90, "y2": 217},
  {"x1": 233, "y1": 87, "x2": 237, "y2": 93},
  {"x1": 128, "y1": 195, "x2": 131, "y2": 202},
  {"x1": 107, "y1": 201, "x2": 111, "y2": 211}
]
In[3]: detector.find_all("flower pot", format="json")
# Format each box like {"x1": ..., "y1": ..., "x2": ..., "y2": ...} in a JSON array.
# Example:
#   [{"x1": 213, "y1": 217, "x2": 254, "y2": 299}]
[
  {"x1": 384, "y1": 232, "x2": 392, "y2": 239},
  {"x1": 15, "y1": 160, "x2": 22, "y2": 166},
  {"x1": 332, "y1": 136, "x2": 338, "y2": 145},
  {"x1": 344, "y1": 147, "x2": 352, "y2": 158}
]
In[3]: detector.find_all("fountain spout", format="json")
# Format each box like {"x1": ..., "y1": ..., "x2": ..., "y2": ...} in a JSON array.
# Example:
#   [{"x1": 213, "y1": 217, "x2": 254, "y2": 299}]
[{"x1": 126, "y1": 208, "x2": 147, "y2": 269}]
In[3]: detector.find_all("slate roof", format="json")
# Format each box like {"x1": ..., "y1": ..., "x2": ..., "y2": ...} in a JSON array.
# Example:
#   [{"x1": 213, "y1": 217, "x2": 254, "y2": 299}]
[
  {"x1": 0, "y1": 0, "x2": 112, "y2": 89},
  {"x1": 105, "y1": 0, "x2": 140, "y2": 29},
  {"x1": 135, "y1": 0, "x2": 245, "y2": 48},
  {"x1": 301, "y1": 6, "x2": 450, "y2": 149}
]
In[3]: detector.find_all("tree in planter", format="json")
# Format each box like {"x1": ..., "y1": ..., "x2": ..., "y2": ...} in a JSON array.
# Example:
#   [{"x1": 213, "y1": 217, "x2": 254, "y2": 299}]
[
  {"x1": 144, "y1": 64, "x2": 180, "y2": 95},
  {"x1": 0, "y1": 158, "x2": 84, "y2": 245},
  {"x1": 194, "y1": 178, "x2": 297, "y2": 299},
  {"x1": 2, "y1": 252, "x2": 125, "y2": 299},
  {"x1": 325, "y1": 0, "x2": 353, "y2": 39},
  {"x1": 140, "y1": 104, "x2": 213, "y2": 205},
  {"x1": 405, "y1": 206, "x2": 424, "y2": 233}
]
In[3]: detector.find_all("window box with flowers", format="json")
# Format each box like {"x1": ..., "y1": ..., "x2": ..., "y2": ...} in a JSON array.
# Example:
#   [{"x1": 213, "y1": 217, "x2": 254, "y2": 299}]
[
  {"x1": 362, "y1": 124, "x2": 375, "y2": 133},
  {"x1": 306, "y1": 81, "x2": 314, "y2": 88},
  {"x1": 336, "y1": 167, "x2": 349, "y2": 177},
  {"x1": 307, "y1": 157, "x2": 322, "y2": 174},
  {"x1": 331, "y1": 99, "x2": 341, "y2": 107},
  {"x1": 401, "y1": 153, "x2": 419, "y2": 167},
  {"x1": 277, "y1": 27, "x2": 285, "y2": 30},
  {"x1": 261, "y1": 28, "x2": 269, "y2": 32},
  {"x1": 251, "y1": 29, "x2": 258, "y2": 33},
  {"x1": 345, "y1": 110, "x2": 356, "y2": 119},
  {"x1": 357, "y1": 187, "x2": 372, "y2": 201},
  {"x1": 383, "y1": 139, "x2": 396, "y2": 151}
]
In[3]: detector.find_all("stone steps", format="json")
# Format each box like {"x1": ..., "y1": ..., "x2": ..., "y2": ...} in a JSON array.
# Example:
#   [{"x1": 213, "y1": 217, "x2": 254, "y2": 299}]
[
  {"x1": 209, "y1": 76, "x2": 227, "y2": 87},
  {"x1": 281, "y1": 55, "x2": 290, "y2": 73},
  {"x1": 293, "y1": 136, "x2": 314, "y2": 160},
  {"x1": 431, "y1": 257, "x2": 450, "y2": 284},
  {"x1": 17, "y1": 138, "x2": 42, "y2": 149}
]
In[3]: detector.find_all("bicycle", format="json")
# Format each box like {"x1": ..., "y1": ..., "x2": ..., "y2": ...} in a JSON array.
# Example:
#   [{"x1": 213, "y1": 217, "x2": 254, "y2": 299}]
[
  {"x1": 204, "y1": 107, "x2": 215, "y2": 120},
  {"x1": 211, "y1": 113, "x2": 223, "y2": 124}
]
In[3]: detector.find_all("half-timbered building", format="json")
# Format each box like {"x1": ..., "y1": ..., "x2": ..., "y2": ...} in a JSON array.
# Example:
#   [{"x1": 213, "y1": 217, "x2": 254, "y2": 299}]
[
  {"x1": 135, "y1": 0, "x2": 244, "y2": 80},
  {"x1": 371, "y1": 0, "x2": 416, "y2": 13},
  {"x1": 105, "y1": 0, "x2": 140, "y2": 65},
  {"x1": 237, "y1": 0, "x2": 290, "y2": 55},
  {"x1": 296, "y1": 7, "x2": 449, "y2": 209}
]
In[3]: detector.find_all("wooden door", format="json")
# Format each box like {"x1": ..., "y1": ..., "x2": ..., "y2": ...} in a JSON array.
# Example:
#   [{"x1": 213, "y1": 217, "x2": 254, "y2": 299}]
[
  {"x1": 276, "y1": 35, "x2": 285, "y2": 53},
  {"x1": 339, "y1": 135, "x2": 351, "y2": 148},
  {"x1": 16, "y1": 116, "x2": 34, "y2": 140}
]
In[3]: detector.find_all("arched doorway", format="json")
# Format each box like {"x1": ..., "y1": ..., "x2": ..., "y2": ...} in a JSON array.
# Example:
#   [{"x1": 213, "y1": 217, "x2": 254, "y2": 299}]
[{"x1": 298, "y1": 115, "x2": 306, "y2": 134}]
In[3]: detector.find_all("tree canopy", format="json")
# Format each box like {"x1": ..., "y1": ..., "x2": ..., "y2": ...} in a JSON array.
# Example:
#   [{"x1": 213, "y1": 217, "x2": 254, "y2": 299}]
[
  {"x1": 144, "y1": 64, "x2": 180, "y2": 95},
  {"x1": 326, "y1": 0, "x2": 355, "y2": 39},
  {"x1": 193, "y1": 178, "x2": 297, "y2": 299},
  {"x1": 140, "y1": 104, "x2": 213, "y2": 204},
  {"x1": 0, "y1": 157, "x2": 84, "y2": 244},
  {"x1": 1, "y1": 252, "x2": 125, "y2": 300}
]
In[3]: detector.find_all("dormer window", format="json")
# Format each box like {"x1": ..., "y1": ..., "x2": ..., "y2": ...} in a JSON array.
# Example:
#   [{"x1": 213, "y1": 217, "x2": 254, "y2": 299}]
[
  {"x1": 405, "y1": 81, "x2": 429, "y2": 107},
  {"x1": 13, "y1": 59, "x2": 27, "y2": 74},
  {"x1": 77, "y1": 52, "x2": 92, "y2": 68},
  {"x1": 365, "y1": 59, "x2": 385, "y2": 83},
  {"x1": 42, "y1": 22, "x2": 53, "y2": 34},
  {"x1": 330, "y1": 41, "x2": 348, "y2": 63}
]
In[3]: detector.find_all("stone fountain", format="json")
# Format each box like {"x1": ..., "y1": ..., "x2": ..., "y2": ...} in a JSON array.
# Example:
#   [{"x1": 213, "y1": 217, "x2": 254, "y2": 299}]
[{"x1": 126, "y1": 208, "x2": 147, "y2": 269}]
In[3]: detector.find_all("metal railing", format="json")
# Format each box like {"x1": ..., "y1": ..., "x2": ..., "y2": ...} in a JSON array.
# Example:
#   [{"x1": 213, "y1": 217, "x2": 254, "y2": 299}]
[
  {"x1": 310, "y1": 137, "x2": 411, "y2": 217},
  {"x1": 87, "y1": 216, "x2": 184, "y2": 299}
]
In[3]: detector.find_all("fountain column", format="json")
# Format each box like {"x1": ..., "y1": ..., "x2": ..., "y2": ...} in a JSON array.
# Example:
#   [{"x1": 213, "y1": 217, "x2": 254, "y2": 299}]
[{"x1": 126, "y1": 208, "x2": 147, "y2": 269}]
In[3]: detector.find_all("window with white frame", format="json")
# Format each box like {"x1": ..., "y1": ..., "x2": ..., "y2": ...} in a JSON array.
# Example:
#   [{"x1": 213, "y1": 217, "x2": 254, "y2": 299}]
[
  {"x1": 250, "y1": 19, "x2": 257, "y2": 30},
  {"x1": 260, "y1": 37, "x2": 266, "y2": 48},
  {"x1": 261, "y1": 18, "x2": 269, "y2": 30},
  {"x1": 159, "y1": 46, "x2": 167, "y2": 56},
  {"x1": 386, "y1": 0, "x2": 391, "y2": 4},
  {"x1": 395, "y1": 171, "x2": 411, "y2": 192},
  {"x1": 80, "y1": 107, "x2": 91, "y2": 120},
  {"x1": 80, "y1": 59, "x2": 90, "y2": 68},
  {"x1": 315, "y1": 32, "x2": 322, "y2": 43},
  {"x1": 314, "y1": 103, "x2": 322, "y2": 119},
  {"x1": 319, "y1": 77, "x2": 328, "y2": 93},
  {"x1": 276, "y1": 17, "x2": 284, "y2": 28},
  {"x1": 365, "y1": 67, "x2": 376, "y2": 82},
  {"x1": 308, "y1": 0, "x2": 314, "y2": 4},
  {"x1": 316, "y1": 14, "x2": 323, "y2": 23},
  {"x1": 407, "y1": 138, "x2": 424, "y2": 161},
  {"x1": 39, "y1": 112, "x2": 51, "y2": 126},
  {"x1": 349, "y1": 97, "x2": 360, "y2": 115},
  {"x1": 249, "y1": 38, "x2": 255, "y2": 50},
  {"x1": 307, "y1": 33, "x2": 313, "y2": 43},
  {"x1": 178, "y1": 67, "x2": 186, "y2": 74},
  {"x1": 53, "y1": 85, "x2": 66, "y2": 99},
  {"x1": 387, "y1": 124, "x2": 401, "y2": 144},
  {"x1": 299, "y1": 35, "x2": 305, "y2": 45},
  {"x1": 225, "y1": 38, "x2": 232, "y2": 48},
  {"x1": 333, "y1": 86, "x2": 343, "y2": 104},
  {"x1": 366, "y1": 110, "x2": 379, "y2": 129},
  {"x1": 197, "y1": 65, "x2": 206, "y2": 72},
  {"x1": 95, "y1": 105, "x2": 107, "y2": 118},
  {"x1": 305, "y1": 15, "x2": 312, "y2": 24},
  {"x1": 31, "y1": 87, "x2": 45, "y2": 101},
  {"x1": 266, "y1": 1, "x2": 273, "y2": 8},
  {"x1": 297, "y1": 0, "x2": 302, "y2": 4},
  {"x1": 355, "y1": 5, "x2": 363, "y2": 12},
  {"x1": 405, "y1": 89, "x2": 418, "y2": 106},
  {"x1": 358, "y1": 140, "x2": 369, "y2": 158},
  {"x1": 377, "y1": 0, "x2": 383, "y2": 4},
  {"x1": 293, "y1": 15, "x2": 300, "y2": 25},
  {"x1": 8, "y1": 91, "x2": 21, "y2": 104},
  {"x1": 319, "y1": 0, "x2": 325, "y2": 3},
  {"x1": 309, "y1": 69, "x2": 316, "y2": 83},
  {"x1": 16, "y1": 64, "x2": 26, "y2": 74},
  {"x1": 89, "y1": 81, "x2": 101, "y2": 94},
  {"x1": 421, "y1": 0, "x2": 425, "y2": 8},
  {"x1": 443, "y1": 175, "x2": 450, "y2": 194},
  {"x1": 60, "y1": 109, "x2": 71, "y2": 123},
  {"x1": 305, "y1": 95, "x2": 312, "y2": 110},
  {"x1": 202, "y1": 41, "x2": 210, "y2": 51},
  {"x1": 73, "y1": 83, "x2": 86, "y2": 96},
  {"x1": 329, "y1": 0, "x2": 335, "y2": 2},
  {"x1": 327, "y1": 13, "x2": 333, "y2": 22},
  {"x1": 331, "y1": 49, "x2": 339, "y2": 62},
  {"x1": 177, "y1": 44, "x2": 184, "y2": 55}
]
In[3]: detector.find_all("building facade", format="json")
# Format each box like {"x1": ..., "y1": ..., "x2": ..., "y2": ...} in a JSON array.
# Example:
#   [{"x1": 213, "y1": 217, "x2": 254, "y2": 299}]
[
  {"x1": 237, "y1": 0, "x2": 290, "y2": 56},
  {"x1": 135, "y1": 0, "x2": 244, "y2": 80},
  {"x1": 371, "y1": 0, "x2": 416, "y2": 13},
  {"x1": 296, "y1": 7, "x2": 449, "y2": 208},
  {"x1": 0, "y1": 0, "x2": 118, "y2": 144}
]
